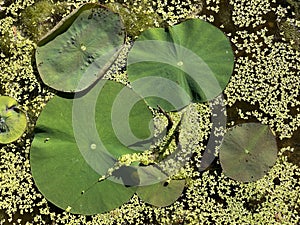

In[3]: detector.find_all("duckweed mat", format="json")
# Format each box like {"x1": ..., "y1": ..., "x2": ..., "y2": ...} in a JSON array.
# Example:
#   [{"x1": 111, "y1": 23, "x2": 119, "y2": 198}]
[{"x1": 0, "y1": 0, "x2": 299, "y2": 224}]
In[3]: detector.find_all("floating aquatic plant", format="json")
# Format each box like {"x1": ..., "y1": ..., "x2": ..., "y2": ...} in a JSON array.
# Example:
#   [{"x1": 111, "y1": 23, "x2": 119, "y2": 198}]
[
  {"x1": 20, "y1": 0, "x2": 68, "y2": 41},
  {"x1": 0, "y1": 96, "x2": 27, "y2": 144},
  {"x1": 136, "y1": 179, "x2": 185, "y2": 207},
  {"x1": 35, "y1": 3, "x2": 125, "y2": 92},
  {"x1": 219, "y1": 123, "x2": 278, "y2": 182},
  {"x1": 127, "y1": 18, "x2": 234, "y2": 111},
  {"x1": 30, "y1": 80, "x2": 154, "y2": 214},
  {"x1": 106, "y1": 2, "x2": 163, "y2": 37},
  {"x1": 31, "y1": 11, "x2": 236, "y2": 214},
  {"x1": 1, "y1": 0, "x2": 298, "y2": 223}
]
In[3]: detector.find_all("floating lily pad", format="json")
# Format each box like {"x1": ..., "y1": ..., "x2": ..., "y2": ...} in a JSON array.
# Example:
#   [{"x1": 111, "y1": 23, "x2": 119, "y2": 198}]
[
  {"x1": 30, "y1": 80, "x2": 154, "y2": 215},
  {"x1": 219, "y1": 123, "x2": 278, "y2": 182},
  {"x1": 0, "y1": 96, "x2": 27, "y2": 144},
  {"x1": 35, "y1": 3, "x2": 125, "y2": 92},
  {"x1": 127, "y1": 18, "x2": 234, "y2": 111},
  {"x1": 136, "y1": 179, "x2": 185, "y2": 207},
  {"x1": 72, "y1": 80, "x2": 154, "y2": 162}
]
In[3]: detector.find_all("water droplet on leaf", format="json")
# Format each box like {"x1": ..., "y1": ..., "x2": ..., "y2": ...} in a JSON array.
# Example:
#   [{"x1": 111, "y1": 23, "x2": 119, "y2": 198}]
[
  {"x1": 177, "y1": 61, "x2": 184, "y2": 66},
  {"x1": 81, "y1": 45, "x2": 87, "y2": 51},
  {"x1": 90, "y1": 143, "x2": 96, "y2": 150}
]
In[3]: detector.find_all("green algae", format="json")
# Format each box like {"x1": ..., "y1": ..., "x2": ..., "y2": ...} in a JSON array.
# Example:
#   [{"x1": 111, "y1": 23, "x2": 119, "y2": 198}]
[
  {"x1": 106, "y1": 2, "x2": 163, "y2": 37},
  {"x1": 279, "y1": 20, "x2": 300, "y2": 51},
  {"x1": 20, "y1": 0, "x2": 68, "y2": 41}
]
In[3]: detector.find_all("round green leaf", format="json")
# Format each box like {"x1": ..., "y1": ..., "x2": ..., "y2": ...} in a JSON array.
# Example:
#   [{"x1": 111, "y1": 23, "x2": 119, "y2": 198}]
[
  {"x1": 72, "y1": 80, "x2": 154, "y2": 163},
  {"x1": 0, "y1": 96, "x2": 27, "y2": 144},
  {"x1": 219, "y1": 123, "x2": 278, "y2": 182},
  {"x1": 127, "y1": 19, "x2": 234, "y2": 111},
  {"x1": 30, "y1": 80, "x2": 154, "y2": 215},
  {"x1": 136, "y1": 179, "x2": 185, "y2": 207},
  {"x1": 35, "y1": 4, "x2": 125, "y2": 92}
]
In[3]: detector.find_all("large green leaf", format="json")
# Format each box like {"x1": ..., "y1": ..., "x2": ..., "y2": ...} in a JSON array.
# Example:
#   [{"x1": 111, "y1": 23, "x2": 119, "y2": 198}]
[
  {"x1": 219, "y1": 123, "x2": 278, "y2": 182},
  {"x1": 73, "y1": 80, "x2": 154, "y2": 161},
  {"x1": 35, "y1": 4, "x2": 125, "y2": 92},
  {"x1": 127, "y1": 19, "x2": 234, "y2": 111},
  {"x1": 0, "y1": 96, "x2": 27, "y2": 144},
  {"x1": 30, "y1": 80, "x2": 154, "y2": 215}
]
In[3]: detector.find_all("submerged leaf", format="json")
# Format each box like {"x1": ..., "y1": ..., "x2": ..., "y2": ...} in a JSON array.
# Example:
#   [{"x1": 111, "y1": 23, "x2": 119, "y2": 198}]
[
  {"x1": 127, "y1": 19, "x2": 234, "y2": 111},
  {"x1": 219, "y1": 123, "x2": 278, "y2": 182},
  {"x1": 0, "y1": 96, "x2": 27, "y2": 144},
  {"x1": 35, "y1": 3, "x2": 125, "y2": 92}
]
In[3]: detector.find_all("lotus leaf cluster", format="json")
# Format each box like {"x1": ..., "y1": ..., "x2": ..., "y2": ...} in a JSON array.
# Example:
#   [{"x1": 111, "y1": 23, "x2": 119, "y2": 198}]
[
  {"x1": 31, "y1": 80, "x2": 147, "y2": 214},
  {"x1": 28, "y1": 2, "x2": 278, "y2": 216}
]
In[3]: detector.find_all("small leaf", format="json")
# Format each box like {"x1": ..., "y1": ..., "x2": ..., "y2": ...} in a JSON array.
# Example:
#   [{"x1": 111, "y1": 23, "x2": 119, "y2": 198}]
[
  {"x1": 0, "y1": 96, "x2": 27, "y2": 144},
  {"x1": 136, "y1": 179, "x2": 185, "y2": 207},
  {"x1": 35, "y1": 3, "x2": 125, "y2": 92},
  {"x1": 219, "y1": 123, "x2": 278, "y2": 182},
  {"x1": 127, "y1": 19, "x2": 234, "y2": 111}
]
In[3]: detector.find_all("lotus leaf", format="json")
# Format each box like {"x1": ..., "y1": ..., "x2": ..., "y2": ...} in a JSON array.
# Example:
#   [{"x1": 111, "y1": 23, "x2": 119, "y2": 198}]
[
  {"x1": 0, "y1": 96, "x2": 27, "y2": 144},
  {"x1": 136, "y1": 179, "x2": 185, "y2": 207},
  {"x1": 30, "y1": 80, "x2": 154, "y2": 214},
  {"x1": 35, "y1": 3, "x2": 125, "y2": 92},
  {"x1": 219, "y1": 123, "x2": 278, "y2": 182},
  {"x1": 127, "y1": 19, "x2": 234, "y2": 111}
]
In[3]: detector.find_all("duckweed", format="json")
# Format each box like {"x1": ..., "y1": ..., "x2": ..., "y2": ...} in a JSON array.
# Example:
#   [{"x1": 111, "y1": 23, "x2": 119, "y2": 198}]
[{"x1": 0, "y1": 0, "x2": 299, "y2": 224}]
